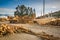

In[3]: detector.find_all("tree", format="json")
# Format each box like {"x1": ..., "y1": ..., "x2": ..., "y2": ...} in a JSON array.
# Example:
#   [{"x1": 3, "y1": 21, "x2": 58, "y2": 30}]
[
  {"x1": 33, "y1": 9, "x2": 36, "y2": 14},
  {"x1": 14, "y1": 5, "x2": 36, "y2": 17}
]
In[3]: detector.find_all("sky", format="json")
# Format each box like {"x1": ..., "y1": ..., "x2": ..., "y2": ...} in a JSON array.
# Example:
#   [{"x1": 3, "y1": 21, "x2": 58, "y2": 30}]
[{"x1": 0, "y1": 0, "x2": 60, "y2": 17}]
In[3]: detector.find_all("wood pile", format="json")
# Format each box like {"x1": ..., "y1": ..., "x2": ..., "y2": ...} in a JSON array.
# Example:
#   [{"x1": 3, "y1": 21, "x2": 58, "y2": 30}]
[
  {"x1": 34, "y1": 18, "x2": 53, "y2": 25},
  {"x1": 0, "y1": 24, "x2": 29, "y2": 36},
  {"x1": 34, "y1": 18, "x2": 60, "y2": 26},
  {"x1": 46, "y1": 19, "x2": 60, "y2": 26},
  {"x1": 0, "y1": 18, "x2": 7, "y2": 22},
  {"x1": 8, "y1": 15, "x2": 34, "y2": 24}
]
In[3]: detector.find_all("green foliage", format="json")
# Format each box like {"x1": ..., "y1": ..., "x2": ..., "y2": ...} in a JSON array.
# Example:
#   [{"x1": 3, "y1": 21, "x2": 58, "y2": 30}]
[{"x1": 14, "y1": 5, "x2": 36, "y2": 17}]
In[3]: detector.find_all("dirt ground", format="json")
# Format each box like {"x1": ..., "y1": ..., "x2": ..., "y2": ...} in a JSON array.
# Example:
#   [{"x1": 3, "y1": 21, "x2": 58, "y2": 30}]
[{"x1": 0, "y1": 33, "x2": 41, "y2": 40}]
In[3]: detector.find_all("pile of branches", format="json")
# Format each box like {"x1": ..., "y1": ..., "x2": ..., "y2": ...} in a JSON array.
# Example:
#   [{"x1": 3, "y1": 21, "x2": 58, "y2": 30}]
[
  {"x1": 46, "y1": 19, "x2": 60, "y2": 26},
  {"x1": 0, "y1": 24, "x2": 29, "y2": 36},
  {"x1": 0, "y1": 18, "x2": 7, "y2": 22}
]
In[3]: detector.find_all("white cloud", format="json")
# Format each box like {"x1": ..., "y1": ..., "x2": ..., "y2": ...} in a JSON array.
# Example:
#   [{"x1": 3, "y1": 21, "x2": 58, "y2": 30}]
[
  {"x1": 0, "y1": 8, "x2": 15, "y2": 14},
  {"x1": 46, "y1": 0, "x2": 60, "y2": 9},
  {"x1": 52, "y1": 6, "x2": 57, "y2": 9}
]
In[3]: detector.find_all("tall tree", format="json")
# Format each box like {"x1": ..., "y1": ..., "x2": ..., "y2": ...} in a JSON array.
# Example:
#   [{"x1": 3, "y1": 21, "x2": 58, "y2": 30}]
[{"x1": 14, "y1": 5, "x2": 36, "y2": 17}]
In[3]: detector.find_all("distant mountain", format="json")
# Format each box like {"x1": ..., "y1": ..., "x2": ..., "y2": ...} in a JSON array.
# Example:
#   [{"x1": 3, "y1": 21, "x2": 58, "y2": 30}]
[
  {"x1": 0, "y1": 14, "x2": 14, "y2": 16},
  {"x1": 0, "y1": 14, "x2": 9, "y2": 16}
]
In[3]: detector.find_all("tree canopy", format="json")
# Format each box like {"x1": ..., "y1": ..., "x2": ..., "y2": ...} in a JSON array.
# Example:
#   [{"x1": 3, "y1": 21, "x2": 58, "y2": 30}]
[{"x1": 14, "y1": 5, "x2": 36, "y2": 17}]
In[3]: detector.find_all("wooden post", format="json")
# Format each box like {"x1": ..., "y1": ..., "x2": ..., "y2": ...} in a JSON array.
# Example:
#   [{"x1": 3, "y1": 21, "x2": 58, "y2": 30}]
[{"x1": 43, "y1": 0, "x2": 45, "y2": 16}]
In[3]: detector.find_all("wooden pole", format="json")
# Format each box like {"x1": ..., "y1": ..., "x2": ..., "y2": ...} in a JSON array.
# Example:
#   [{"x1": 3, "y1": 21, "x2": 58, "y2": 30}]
[{"x1": 43, "y1": 0, "x2": 45, "y2": 16}]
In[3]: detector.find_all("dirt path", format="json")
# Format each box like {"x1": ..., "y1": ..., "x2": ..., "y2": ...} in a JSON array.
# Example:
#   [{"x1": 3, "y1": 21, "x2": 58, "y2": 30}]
[{"x1": 0, "y1": 33, "x2": 41, "y2": 40}]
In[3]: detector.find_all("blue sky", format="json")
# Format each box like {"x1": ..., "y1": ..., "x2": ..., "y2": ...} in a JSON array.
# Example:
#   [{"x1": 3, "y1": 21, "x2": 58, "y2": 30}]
[{"x1": 0, "y1": 0, "x2": 60, "y2": 17}]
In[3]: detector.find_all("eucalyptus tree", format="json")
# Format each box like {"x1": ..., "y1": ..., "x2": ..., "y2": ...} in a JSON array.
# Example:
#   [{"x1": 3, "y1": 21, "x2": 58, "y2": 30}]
[
  {"x1": 33, "y1": 9, "x2": 36, "y2": 14},
  {"x1": 14, "y1": 5, "x2": 36, "y2": 17},
  {"x1": 19, "y1": 5, "x2": 27, "y2": 16}
]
